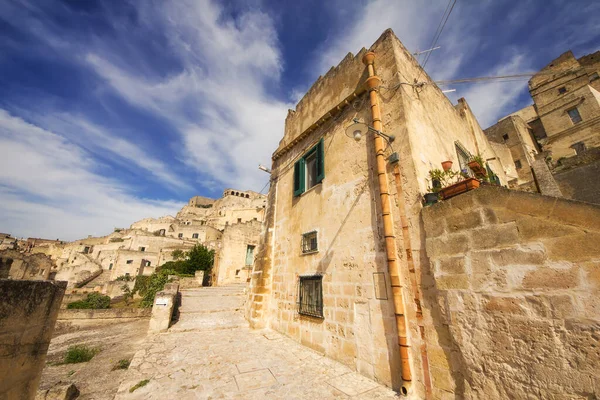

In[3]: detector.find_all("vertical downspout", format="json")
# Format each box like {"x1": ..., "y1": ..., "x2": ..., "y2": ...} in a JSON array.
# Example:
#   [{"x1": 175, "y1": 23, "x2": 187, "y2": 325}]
[{"x1": 363, "y1": 51, "x2": 412, "y2": 391}]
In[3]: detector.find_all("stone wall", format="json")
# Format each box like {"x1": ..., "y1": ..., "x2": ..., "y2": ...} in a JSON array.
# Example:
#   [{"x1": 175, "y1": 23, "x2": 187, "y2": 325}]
[
  {"x1": 57, "y1": 308, "x2": 151, "y2": 327},
  {"x1": 422, "y1": 186, "x2": 600, "y2": 399},
  {"x1": 0, "y1": 280, "x2": 66, "y2": 399},
  {"x1": 0, "y1": 250, "x2": 54, "y2": 280},
  {"x1": 214, "y1": 220, "x2": 261, "y2": 286}
]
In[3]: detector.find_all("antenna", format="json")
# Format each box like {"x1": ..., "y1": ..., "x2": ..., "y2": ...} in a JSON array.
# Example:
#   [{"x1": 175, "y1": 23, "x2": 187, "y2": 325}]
[{"x1": 413, "y1": 46, "x2": 441, "y2": 56}]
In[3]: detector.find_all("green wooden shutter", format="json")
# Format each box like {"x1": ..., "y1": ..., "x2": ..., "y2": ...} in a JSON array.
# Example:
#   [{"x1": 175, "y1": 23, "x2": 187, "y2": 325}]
[
  {"x1": 293, "y1": 158, "x2": 305, "y2": 197},
  {"x1": 316, "y1": 138, "x2": 325, "y2": 183}
]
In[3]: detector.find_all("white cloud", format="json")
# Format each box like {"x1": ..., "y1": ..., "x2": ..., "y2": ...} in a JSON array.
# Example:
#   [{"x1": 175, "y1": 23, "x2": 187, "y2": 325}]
[
  {"x1": 29, "y1": 112, "x2": 191, "y2": 192},
  {"x1": 86, "y1": 0, "x2": 292, "y2": 192},
  {"x1": 0, "y1": 109, "x2": 184, "y2": 240}
]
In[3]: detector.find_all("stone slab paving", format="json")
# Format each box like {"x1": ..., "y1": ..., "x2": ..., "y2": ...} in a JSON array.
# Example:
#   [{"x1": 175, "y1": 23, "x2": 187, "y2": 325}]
[{"x1": 115, "y1": 286, "x2": 400, "y2": 400}]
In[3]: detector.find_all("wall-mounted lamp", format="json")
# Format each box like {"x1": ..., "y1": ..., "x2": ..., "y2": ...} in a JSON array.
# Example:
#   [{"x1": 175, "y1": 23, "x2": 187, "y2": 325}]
[
  {"x1": 345, "y1": 118, "x2": 395, "y2": 143},
  {"x1": 258, "y1": 164, "x2": 271, "y2": 174}
]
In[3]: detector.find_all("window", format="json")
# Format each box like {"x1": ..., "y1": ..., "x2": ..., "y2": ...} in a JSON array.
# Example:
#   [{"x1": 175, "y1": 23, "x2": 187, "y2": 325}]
[
  {"x1": 125, "y1": 273, "x2": 130, "y2": 277},
  {"x1": 558, "y1": 86, "x2": 567, "y2": 94},
  {"x1": 571, "y1": 141, "x2": 586, "y2": 155},
  {"x1": 145, "y1": 261, "x2": 151, "y2": 266},
  {"x1": 590, "y1": 72, "x2": 599, "y2": 82},
  {"x1": 126, "y1": 259, "x2": 133, "y2": 264},
  {"x1": 514, "y1": 160, "x2": 522, "y2": 170},
  {"x1": 567, "y1": 108, "x2": 582, "y2": 124},
  {"x1": 245, "y1": 245, "x2": 255, "y2": 266},
  {"x1": 83, "y1": 246, "x2": 90, "y2": 254},
  {"x1": 192, "y1": 233, "x2": 199, "y2": 239},
  {"x1": 178, "y1": 233, "x2": 183, "y2": 238},
  {"x1": 158, "y1": 229, "x2": 165, "y2": 236},
  {"x1": 298, "y1": 275, "x2": 323, "y2": 318},
  {"x1": 293, "y1": 139, "x2": 324, "y2": 196},
  {"x1": 109, "y1": 263, "x2": 113, "y2": 270},
  {"x1": 301, "y1": 231, "x2": 318, "y2": 254},
  {"x1": 237, "y1": 218, "x2": 242, "y2": 223},
  {"x1": 502, "y1": 134, "x2": 509, "y2": 141},
  {"x1": 139, "y1": 246, "x2": 146, "y2": 252},
  {"x1": 455, "y1": 142, "x2": 471, "y2": 176}
]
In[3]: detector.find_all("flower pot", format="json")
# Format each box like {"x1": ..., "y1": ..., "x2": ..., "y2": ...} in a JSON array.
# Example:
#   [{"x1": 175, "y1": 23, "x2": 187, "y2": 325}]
[
  {"x1": 468, "y1": 161, "x2": 487, "y2": 176},
  {"x1": 424, "y1": 192, "x2": 439, "y2": 205},
  {"x1": 439, "y1": 178, "x2": 480, "y2": 200},
  {"x1": 441, "y1": 161, "x2": 453, "y2": 171}
]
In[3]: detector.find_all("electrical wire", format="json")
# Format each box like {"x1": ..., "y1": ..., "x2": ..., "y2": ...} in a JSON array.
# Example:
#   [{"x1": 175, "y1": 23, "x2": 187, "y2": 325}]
[
  {"x1": 433, "y1": 66, "x2": 598, "y2": 86},
  {"x1": 417, "y1": 0, "x2": 457, "y2": 81}
]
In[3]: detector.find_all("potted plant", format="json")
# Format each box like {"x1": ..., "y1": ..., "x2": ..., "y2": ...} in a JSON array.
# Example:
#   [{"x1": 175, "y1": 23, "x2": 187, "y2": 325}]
[
  {"x1": 428, "y1": 168, "x2": 480, "y2": 200},
  {"x1": 441, "y1": 160, "x2": 453, "y2": 171},
  {"x1": 468, "y1": 155, "x2": 487, "y2": 177}
]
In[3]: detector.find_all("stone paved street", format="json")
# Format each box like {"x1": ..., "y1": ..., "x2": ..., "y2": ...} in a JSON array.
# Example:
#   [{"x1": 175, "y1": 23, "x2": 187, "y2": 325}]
[{"x1": 115, "y1": 285, "x2": 400, "y2": 399}]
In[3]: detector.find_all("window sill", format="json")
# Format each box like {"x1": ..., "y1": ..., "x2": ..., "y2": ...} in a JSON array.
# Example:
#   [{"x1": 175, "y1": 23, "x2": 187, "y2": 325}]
[
  {"x1": 300, "y1": 250, "x2": 319, "y2": 256},
  {"x1": 296, "y1": 181, "x2": 323, "y2": 198},
  {"x1": 298, "y1": 311, "x2": 324, "y2": 319}
]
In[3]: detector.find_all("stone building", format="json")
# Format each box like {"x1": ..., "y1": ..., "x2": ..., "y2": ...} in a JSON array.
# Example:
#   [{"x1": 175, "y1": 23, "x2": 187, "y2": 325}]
[
  {"x1": 246, "y1": 29, "x2": 600, "y2": 399},
  {"x1": 247, "y1": 29, "x2": 515, "y2": 397},
  {"x1": 484, "y1": 49, "x2": 600, "y2": 198},
  {"x1": 0, "y1": 249, "x2": 54, "y2": 280},
  {"x1": 32, "y1": 188, "x2": 265, "y2": 292}
]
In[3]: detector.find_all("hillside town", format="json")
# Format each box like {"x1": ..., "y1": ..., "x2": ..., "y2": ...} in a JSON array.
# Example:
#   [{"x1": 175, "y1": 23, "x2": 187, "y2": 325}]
[{"x1": 1, "y1": 4, "x2": 599, "y2": 400}]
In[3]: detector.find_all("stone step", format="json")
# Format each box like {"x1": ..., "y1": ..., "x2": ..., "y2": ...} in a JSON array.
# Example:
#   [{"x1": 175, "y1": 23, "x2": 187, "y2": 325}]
[{"x1": 169, "y1": 310, "x2": 246, "y2": 332}]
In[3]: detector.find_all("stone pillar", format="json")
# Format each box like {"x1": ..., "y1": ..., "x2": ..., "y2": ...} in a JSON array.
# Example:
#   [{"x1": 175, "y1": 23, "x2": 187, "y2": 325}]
[
  {"x1": 195, "y1": 270, "x2": 204, "y2": 286},
  {"x1": 148, "y1": 282, "x2": 179, "y2": 333},
  {"x1": 0, "y1": 280, "x2": 67, "y2": 399}
]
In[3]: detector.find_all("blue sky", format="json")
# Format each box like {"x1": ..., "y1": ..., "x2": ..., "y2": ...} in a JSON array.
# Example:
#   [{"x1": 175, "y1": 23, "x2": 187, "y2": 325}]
[{"x1": 0, "y1": 0, "x2": 598, "y2": 240}]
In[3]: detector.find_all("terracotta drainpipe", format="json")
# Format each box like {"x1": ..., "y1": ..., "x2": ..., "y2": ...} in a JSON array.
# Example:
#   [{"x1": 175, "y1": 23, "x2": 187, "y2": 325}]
[{"x1": 363, "y1": 51, "x2": 412, "y2": 392}]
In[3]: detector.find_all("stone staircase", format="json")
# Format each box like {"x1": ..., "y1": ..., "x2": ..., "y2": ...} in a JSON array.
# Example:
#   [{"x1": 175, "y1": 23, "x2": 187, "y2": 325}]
[
  {"x1": 169, "y1": 284, "x2": 247, "y2": 332},
  {"x1": 82, "y1": 269, "x2": 111, "y2": 289}
]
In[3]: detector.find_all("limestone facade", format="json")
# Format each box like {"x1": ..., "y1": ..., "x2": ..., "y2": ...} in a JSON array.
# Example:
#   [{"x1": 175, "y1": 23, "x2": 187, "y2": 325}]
[
  {"x1": 0, "y1": 249, "x2": 54, "y2": 280},
  {"x1": 247, "y1": 30, "x2": 517, "y2": 398},
  {"x1": 485, "y1": 49, "x2": 600, "y2": 196},
  {"x1": 422, "y1": 186, "x2": 600, "y2": 399},
  {"x1": 212, "y1": 219, "x2": 262, "y2": 286},
  {"x1": 26, "y1": 189, "x2": 265, "y2": 292}
]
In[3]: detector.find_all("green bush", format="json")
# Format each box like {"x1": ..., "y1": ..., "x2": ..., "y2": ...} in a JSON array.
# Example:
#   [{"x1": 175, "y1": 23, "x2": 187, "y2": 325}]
[
  {"x1": 115, "y1": 275, "x2": 133, "y2": 282},
  {"x1": 112, "y1": 358, "x2": 131, "y2": 370},
  {"x1": 67, "y1": 293, "x2": 111, "y2": 309},
  {"x1": 63, "y1": 345, "x2": 99, "y2": 364},
  {"x1": 140, "y1": 269, "x2": 177, "y2": 308}
]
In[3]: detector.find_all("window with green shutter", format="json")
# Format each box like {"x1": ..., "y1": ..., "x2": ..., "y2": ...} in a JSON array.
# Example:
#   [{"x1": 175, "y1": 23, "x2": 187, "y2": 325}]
[{"x1": 293, "y1": 139, "x2": 324, "y2": 197}]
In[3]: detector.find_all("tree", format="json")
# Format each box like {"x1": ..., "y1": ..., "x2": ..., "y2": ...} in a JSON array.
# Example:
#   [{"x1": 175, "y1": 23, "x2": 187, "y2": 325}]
[
  {"x1": 186, "y1": 244, "x2": 214, "y2": 273},
  {"x1": 171, "y1": 249, "x2": 185, "y2": 260}
]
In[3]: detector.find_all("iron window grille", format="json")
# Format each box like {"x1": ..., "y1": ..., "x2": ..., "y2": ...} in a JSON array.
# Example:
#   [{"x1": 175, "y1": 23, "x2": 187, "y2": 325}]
[
  {"x1": 298, "y1": 275, "x2": 324, "y2": 318},
  {"x1": 301, "y1": 231, "x2": 318, "y2": 254}
]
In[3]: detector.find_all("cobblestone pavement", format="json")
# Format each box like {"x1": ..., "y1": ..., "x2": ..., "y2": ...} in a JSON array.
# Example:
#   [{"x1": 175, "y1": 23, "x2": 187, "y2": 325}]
[{"x1": 115, "y1": 285, "x2": 400, "y2": 399}]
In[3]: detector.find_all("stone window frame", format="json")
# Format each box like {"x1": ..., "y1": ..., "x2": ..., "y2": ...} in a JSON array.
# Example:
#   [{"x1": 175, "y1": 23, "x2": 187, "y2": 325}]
[
  {"x1": 298, "y1": 275, "x2": 324, "y2": 319},
  {"x1": 301, "y1": 230, "x2": 318, "y2": 255},
  {"x1": 567, "y1": 107, "x2": 582, "y2": 124}
]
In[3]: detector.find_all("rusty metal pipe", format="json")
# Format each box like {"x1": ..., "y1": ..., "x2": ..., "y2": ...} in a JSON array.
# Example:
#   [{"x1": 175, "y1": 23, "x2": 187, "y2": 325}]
[{"x1": 362, "y1": 51, "x2": 412, "y2": 387}]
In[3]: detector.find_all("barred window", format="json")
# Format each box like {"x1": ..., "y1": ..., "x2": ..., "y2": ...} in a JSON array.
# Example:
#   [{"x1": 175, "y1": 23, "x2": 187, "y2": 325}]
[
  {"x1": 298, "y1": 275, "x2": 323, "y2": 318},
  {"x1": 301, "y1": 231, "x2": 318, "y2": 254}
]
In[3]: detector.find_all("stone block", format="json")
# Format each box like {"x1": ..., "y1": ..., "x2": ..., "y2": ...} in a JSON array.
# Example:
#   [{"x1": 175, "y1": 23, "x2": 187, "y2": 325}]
[
  {"x1": 421, "y1": 210, "x2": 447, "y2": 238},
  {"x1": 445, "y1": 210, "x2": 484, "y2": 233},
  {"x1": 471, "y1": 223, "x2": 519, "y2": 250},
  {"x1": 435, "y1": 274, "x2": 469, "y2": 290},
  {"x1": 483, "y1": 296, "x2": 526, "y2": 315},
  {"x1": 471, "y1": 271, "x2": 507, "y2": 292},
  {"x1": 427, "y1": 346, "x2": 452, "y2": 370},
  {"x1": 489, "y1": 245, "x2": 546, "y2": 267},
  {"x1": 426, "y1": 233, "x2": 470, "y2": 258},
  {"x1": 430, "y1": 365, "x2": 455, "y2": 392},
  {"x1": 514, "y1": 215, "x2": 581, "y2": 241},
  {"x1": 481, "y1": 208, "x2": 498, "y2": 224},
  {"x1": 472, "y1": 186, "x2": 510, "y2": 208},
  {"x1": 521, "y1": 267, "x2": 580, "y2": 290},
  {"x1": 438, "y1": 257, "x2": 466, "y2": 275},
  {"x1": 505, "y1": 190, "x2": 557, "y2": 218},
  {"x1": 544, "y1": 233, "x2": 600, "y2": 262},
  {"x1": 469, "y1": 251, "x2": 493, "y2": 275},
  {"x1": 550, "y1": 198, "x2": 600, "y2": 232}
]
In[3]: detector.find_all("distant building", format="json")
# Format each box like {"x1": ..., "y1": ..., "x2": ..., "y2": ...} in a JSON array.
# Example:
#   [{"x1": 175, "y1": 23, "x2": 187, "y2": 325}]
[{"x1": 485, "y1": 49, "x2": 600, "y2": 201}]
